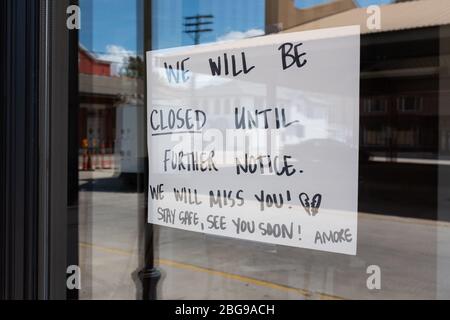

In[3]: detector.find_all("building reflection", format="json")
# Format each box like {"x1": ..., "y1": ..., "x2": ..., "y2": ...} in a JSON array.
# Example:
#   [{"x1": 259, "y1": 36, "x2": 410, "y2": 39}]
[
  {"x1": 274, "y1": 0, "x2": 450, "y2": 221},
  {"x1": 358, "y1": 27, "x2": 442, "y2": 220},
  {"x1": 78, "y1": 45, "x2": 145, "y2": 187}
]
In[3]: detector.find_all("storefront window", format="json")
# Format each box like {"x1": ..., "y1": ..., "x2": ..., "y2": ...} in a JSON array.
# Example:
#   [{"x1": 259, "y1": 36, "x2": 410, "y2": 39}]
[
  {"x1": 3, "y1": 0, "x2": 450, "y2": 301},
  {"x1": 65, "y1": 0, "x2": 449, "y2": 300}
]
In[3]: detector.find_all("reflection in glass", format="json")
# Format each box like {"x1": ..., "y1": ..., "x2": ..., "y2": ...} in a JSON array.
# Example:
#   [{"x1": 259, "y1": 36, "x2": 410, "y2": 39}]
[{"x1": 73, "y1": 0, "x2": 450, "y2": 300}]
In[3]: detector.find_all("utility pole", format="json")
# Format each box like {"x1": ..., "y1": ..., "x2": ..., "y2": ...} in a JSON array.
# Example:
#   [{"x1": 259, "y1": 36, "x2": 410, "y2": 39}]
[{"x1": 184, "y1": 14, "x2": 214, "y2": 45}]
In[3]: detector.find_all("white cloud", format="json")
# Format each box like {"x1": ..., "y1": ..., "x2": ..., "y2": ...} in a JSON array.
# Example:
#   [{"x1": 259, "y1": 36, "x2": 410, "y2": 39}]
[
  {"x1": 98, "y1": 45, "x2": 136, "y2": 76},
  {"x1": 217, "y1": 28, "x2": 265, "y2": 42}
]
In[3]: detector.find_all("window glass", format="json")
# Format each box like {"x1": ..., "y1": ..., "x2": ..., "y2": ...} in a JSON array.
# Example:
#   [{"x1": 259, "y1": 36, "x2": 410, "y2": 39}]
[{"x1": 76, "y1": 0, "x2": 450, "y2": 299}]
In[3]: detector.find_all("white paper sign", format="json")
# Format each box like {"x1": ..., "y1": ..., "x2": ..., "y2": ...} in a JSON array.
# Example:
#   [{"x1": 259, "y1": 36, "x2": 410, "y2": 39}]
[{"x1": 147, "y1": 26, "x2": 360, "y2": 255}]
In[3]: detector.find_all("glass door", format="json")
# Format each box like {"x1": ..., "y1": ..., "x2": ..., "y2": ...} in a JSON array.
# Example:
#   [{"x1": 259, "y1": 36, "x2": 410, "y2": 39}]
[{"x1": 62, "y1": 0, "x2": 450, "y2": 300}]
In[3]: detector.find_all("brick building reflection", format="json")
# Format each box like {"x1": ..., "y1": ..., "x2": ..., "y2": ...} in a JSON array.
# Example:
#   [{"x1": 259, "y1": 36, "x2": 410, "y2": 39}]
[{"x1": 78, "y1": 45, "x2": 144, "y2": 177}]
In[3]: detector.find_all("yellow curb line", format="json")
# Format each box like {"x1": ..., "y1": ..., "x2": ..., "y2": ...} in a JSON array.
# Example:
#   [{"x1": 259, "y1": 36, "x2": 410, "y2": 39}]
[{"x1": 80, "y1": 242, "x2": 343, "y2": 300}]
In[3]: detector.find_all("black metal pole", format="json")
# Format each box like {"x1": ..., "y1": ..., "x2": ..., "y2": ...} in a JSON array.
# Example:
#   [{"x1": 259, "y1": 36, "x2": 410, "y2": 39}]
[
  {"x1": 138, "y1": 224, "x2": 161, "y2": 300},
  {"x1": 137, "y1": 9, "x2": 212, "y2": 302},
  {"x1": 136, "y1": 0, "x2": 161, "y2": 300}
]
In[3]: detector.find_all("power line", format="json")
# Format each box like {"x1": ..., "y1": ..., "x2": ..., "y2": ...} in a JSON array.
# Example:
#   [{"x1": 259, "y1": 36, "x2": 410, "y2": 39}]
[{"x1": 183, "y1": 14, "x2": 214, "y2": 45}]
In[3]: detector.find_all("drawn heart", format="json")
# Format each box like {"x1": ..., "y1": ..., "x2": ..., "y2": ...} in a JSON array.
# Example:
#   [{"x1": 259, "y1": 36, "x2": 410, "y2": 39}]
[{"x1": 299, "y1": 193, "x2": 322, "y2": 216}]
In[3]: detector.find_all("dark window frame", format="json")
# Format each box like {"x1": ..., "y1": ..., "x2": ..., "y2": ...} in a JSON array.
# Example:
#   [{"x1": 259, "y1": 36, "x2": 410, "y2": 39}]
[{"x1": 0, "y1": 0, "x2": 75, "y2": 299}]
